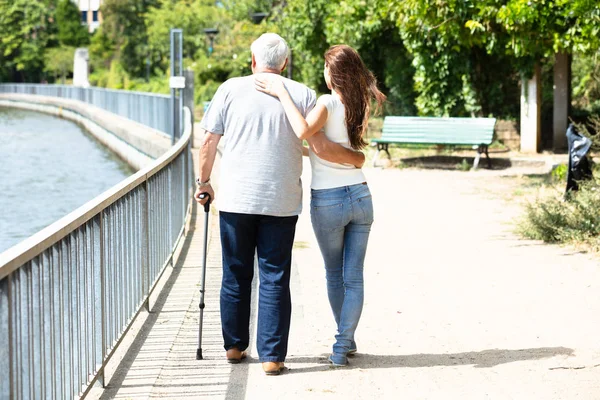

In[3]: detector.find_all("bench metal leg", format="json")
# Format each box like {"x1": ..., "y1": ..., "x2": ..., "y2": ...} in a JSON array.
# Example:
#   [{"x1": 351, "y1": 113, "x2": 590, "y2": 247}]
[
  {"x1": 473, "y1": 145, "x2": 491, "y2": 170},
  {"x1": 485, "y1": 146, "x2": 491, "y2": 169},
  {"x1": 473, "y1": 152, "x2": 481, "y2": 170},
  {"x1": 372, "y1": 149, "x2": 381, "y2": 167},
  {"x1": 373, "y1": 143, "x2": 392, "y2": 167},
  {"x1": 372, "y1": 143, "x2": 390, "y2": 167},
  {"x1": 383, "y1": 143, "x2": 391, "y2": 159}
]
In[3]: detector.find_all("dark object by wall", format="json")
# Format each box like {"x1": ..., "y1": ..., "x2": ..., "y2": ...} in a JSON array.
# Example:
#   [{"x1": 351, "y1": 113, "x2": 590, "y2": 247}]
[{"x1": 566, "y1": 124, "x2": 593, "y2": 193}]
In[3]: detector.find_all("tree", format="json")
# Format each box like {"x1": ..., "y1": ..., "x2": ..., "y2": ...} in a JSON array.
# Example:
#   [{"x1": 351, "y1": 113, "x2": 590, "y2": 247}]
[
  {"x1": 0, "y1": 0, "x2": 54, "y2": 82},
  {"x1": 145, "y1": 0, "x2": 226, "y2": 73},
  {"x1": 55, "y1": 0, "x2": 89, "y2": 47},
  {"x1": 44, "y1": 46, "x2": 75, "y2": 83},
  {"x1": 278, "y1": 0, "x2": 417, "y2": 115},
  {"x1": 96, "y1": 0, "x2": 159, "y2": 78},
  {"x1": 89, "y1": 25, "x2": 116, "y2": 71},
  {"x1": 222, "y1": 0, "x2": 278, "y2": 21},
  {"x1": 386, "y1": 0, "x2": 522, "y2": 117},
  {"x1": 277, "y1": 0, "x2": 330, "y2": 93}
]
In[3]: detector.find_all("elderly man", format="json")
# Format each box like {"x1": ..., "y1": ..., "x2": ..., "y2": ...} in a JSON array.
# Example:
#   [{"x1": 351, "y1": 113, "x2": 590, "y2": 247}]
[{"x1": 195, "y1": 33, "x2": 364, "y2": 375}]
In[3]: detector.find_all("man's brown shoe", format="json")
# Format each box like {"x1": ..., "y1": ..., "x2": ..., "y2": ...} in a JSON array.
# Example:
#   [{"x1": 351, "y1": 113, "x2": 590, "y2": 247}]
[
  {"x1": 226, "y1": 348, "x2": 247, "y2": 364},
  {"x1": 262, "y1": 362, "x2": 285, "y2": 375}
]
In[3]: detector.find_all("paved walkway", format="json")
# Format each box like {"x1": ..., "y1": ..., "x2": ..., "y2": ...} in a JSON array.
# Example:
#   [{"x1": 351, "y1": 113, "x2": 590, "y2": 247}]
[{"x1": 93, "y1": 158, "x2": 600, "y2": 400}]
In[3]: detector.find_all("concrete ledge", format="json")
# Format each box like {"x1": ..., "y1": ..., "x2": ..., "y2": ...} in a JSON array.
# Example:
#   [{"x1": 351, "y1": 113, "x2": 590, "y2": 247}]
[{"x1": 0, "y1": 93, "x2": 172, "y2": 169}]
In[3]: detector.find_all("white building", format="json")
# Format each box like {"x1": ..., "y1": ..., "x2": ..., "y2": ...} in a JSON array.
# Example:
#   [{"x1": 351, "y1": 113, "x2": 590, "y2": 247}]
[{"x1": 73, "y1": 0, "x2": 104, "y2": 33}]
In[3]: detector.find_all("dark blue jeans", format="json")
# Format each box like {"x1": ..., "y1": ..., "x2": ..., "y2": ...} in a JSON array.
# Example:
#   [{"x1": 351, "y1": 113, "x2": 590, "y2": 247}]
[{"x1": 219, "y1": 211, "x2": 298, "y2": 362}]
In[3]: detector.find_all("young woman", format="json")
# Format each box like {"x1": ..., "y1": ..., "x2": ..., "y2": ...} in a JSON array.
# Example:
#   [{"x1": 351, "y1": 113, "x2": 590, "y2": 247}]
[{"x1": 255, "y1": 45, "x2": 386, "y2": 366}]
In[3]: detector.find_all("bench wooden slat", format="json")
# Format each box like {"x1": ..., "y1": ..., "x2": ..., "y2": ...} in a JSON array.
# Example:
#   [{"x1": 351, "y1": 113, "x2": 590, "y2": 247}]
[{"x1": 373, "y1": 116, "x2": 496, "y2": 145}]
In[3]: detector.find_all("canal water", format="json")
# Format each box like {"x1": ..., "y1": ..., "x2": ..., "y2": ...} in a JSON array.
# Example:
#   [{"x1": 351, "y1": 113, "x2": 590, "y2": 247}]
[{"x1": 0, "y1": 107, "x2": 135, "y2": 253}]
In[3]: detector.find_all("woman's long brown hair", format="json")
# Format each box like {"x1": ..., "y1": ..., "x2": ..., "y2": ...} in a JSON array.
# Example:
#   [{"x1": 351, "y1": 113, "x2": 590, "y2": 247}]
[{"x1": 325, "y1": 45, "x2": 386, "y2": 150}]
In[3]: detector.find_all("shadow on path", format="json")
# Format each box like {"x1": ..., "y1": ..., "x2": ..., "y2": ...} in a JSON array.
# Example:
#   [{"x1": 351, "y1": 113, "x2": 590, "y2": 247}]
[{"x1": 284, "y1": 346, "x2": 574, "y2": 374}]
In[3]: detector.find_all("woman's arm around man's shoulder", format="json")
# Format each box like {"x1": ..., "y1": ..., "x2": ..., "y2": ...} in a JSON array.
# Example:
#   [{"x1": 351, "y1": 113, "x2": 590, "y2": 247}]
[{"x1": 307, "y1": 132, "x2": 365, "y2": 168}]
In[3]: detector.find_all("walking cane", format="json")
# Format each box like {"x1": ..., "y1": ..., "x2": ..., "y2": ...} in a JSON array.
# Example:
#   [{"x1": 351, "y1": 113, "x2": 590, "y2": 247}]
[{"x1": 196, "y1": 192, "x2": 211, "y2": 360}]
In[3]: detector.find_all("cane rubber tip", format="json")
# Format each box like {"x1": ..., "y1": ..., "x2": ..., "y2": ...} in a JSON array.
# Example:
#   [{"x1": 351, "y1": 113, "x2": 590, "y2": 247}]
[{"x1": 196, "y1": 348, "x2": 203, "y2": 360}]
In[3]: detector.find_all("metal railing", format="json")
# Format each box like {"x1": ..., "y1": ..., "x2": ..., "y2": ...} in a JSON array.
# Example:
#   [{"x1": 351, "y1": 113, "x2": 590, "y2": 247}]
[
  {"x1": 0, "y1": 103, "x2": 194, "y2": 399},
  {"x1": 0, "y1": 84, "x2": 173, "y2": 135}
]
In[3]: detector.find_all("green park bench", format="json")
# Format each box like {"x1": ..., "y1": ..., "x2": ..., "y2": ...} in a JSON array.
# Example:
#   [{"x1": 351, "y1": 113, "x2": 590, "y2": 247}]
[{"x1": 371, "y1": 116, "x2": 497, "y2": 169}]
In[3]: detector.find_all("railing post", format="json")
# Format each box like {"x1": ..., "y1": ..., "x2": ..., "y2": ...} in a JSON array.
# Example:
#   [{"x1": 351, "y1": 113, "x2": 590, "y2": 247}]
[
  {"x1": 142, "y1": 181, "x2": 150, "y2": 311},
  {"x1": 98, "y1": 212, "x2": 106, "y2": 388}
]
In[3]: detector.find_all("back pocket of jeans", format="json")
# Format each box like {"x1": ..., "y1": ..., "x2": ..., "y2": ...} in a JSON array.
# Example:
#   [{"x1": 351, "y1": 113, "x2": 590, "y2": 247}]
[
  {"x1": 356, "y1": 195, "x2": 374, "y2": 224},
  {"x1": 311, "y1": 201, "x2": 344, "y2": 230}
]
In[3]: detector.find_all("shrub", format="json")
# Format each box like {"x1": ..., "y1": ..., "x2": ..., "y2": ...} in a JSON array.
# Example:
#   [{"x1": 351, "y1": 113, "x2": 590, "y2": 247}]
[
  {"x1": 519, "y1": 178, "x2": 600, "y2": 248},
  {"x1": 519, "y1": 116, "x2": 600, "y2": 250},
  {"x1": 551, "y1": 164, "x2": 568, "y2": 182}
]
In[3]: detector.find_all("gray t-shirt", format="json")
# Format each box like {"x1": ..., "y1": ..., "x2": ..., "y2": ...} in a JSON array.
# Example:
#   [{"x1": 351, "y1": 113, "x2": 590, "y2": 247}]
[{"x1": 200, "y1": 74, "x2": 316, "y2": 216}]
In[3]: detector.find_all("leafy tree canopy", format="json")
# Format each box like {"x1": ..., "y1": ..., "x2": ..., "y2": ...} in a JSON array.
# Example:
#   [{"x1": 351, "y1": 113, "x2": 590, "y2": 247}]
[{"x1": 55, "y1": 0, "x2": 89, "y2": 47}]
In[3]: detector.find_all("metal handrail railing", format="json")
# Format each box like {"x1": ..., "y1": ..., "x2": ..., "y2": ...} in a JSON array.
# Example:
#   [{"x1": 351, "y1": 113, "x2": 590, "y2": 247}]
[
  {"x1": 0, "y1": 84, "x2": 173, "y2": 135},
  {"x1": 0, "y1": 98, "x2": 194, "y2": 398}
]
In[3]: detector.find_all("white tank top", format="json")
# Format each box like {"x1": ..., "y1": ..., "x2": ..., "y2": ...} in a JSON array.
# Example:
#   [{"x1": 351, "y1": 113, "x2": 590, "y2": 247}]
[{"x1": 309, "y1": 92, "x2": 367, "y2": 190}]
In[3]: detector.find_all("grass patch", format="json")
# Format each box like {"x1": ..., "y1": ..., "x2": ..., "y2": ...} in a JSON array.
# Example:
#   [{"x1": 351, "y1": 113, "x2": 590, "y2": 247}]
[
  {"x1": 396, "y1": 160, "x2": 408, "y2": 169},
  {"x1": 489, "y1": 140, "x2": 509, "y2": 150},
  {"x1": 455, "y1": 158, "x2": 471, "y2": 171}
]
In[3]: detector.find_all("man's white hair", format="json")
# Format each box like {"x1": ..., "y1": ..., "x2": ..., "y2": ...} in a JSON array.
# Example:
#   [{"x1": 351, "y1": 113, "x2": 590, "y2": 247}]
[{"x1": 251, "y1": 33, "x2": 289, "y2": 70}]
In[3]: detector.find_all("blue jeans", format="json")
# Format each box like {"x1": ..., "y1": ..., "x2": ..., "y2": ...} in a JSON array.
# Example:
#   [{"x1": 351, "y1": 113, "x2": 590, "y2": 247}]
[
  {"x1": 219, "y1": 211, "x2": 298, "y2": 362},
  {"x1": 310, "y1": 183, "x2": 374, "y2": 365}
]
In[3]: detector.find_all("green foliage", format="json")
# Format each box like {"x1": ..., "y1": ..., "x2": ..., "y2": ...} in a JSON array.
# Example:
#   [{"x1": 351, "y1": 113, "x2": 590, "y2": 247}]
[
  {"x1": 520, "y1": 117, "x2": 600, "y2": 250},
  {"x1": 87, "y1": 0, "x2": 270, "y2": 106},
  {"x1": 519, "y1": 178, "x2": 600, "y2": 250},
  {"x1": 55, "y1": 0, "x2": 89, "y2": 47},
  {"x1": 222, "y1": 0, "x2": 277, "y2": 21},
  {"x1": 44, "y1": 46, "x2": 75, "y2": 83},
  {"x1": 551, "y1": 164, "x2": 568, "y2": 182},
  {"x1": 520, "y1": 194, "x2": 570, "y2": 242},
  {"x1": 279, "y1": 0, "x2": 416, "y2": 115},
  {"x1": 389, "y1": 1, "x2": 522, "y2": 116},
  {"x1": 145, "y1": 0, "x2": 224, "y2": 73},
  {"x1": 387, "y1": 0, "x2": 600, "y2": 117},
  {"x1": 194, "y1": 79, "x2": 221, "y2": 105},
  {"x1": 456, "y1": 158, "x2": 471, "y2": 171},
  {"x1": 572, "y1": 50, "x2": 600, "y2": 114},
  {"x1": 89, "y1": 26, "x2": 115, "y2": 71},
  {"x1": 186, "y1": 18, "x2": 269, "y2": 104},
  {"x1": 106, "y1": 60, "x2": 129, "y2": 90},
  {"x1": 466, "y1": 0, "x2": 600, "y2": 70},
  {"x1": 126, "y1": 76, "x2": 170, "y2": 94},
  {"x1": 3, "y1": 0, "x2": 599, "y2": 123},
  {"x1": 0, "y1": 0, "x2": 54, "y2": 82},
  {"x1": 97, "y1": 0, "x2": 158, "y2": 78},
  {"x1": 278, "y1": 0, "x2": 329, "y2": 92}
]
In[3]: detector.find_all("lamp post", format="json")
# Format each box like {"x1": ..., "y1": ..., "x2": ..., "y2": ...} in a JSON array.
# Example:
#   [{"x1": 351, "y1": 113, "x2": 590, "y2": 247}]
[{"x1": 203, "y1": 28, "x2": 219, "y2": 57}]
